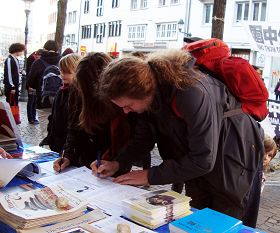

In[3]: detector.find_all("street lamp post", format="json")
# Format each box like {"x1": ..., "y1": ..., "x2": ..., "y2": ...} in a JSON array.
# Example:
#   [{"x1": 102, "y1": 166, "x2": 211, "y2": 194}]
[
  {"x1": 19, "y1": 0, "x2": 34, "y2": 102},
  {"x1": 177, "y1": 19, "x2": 192, "y2": 44}
]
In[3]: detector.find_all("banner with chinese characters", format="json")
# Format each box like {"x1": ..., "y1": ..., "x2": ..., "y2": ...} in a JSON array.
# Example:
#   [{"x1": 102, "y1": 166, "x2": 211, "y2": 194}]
[
  {"x1": 262, "y1": 100, "x2": 280, "y2": 138},
  {"x1": 244, "y1": 22, "x2": 280, "y2": 57}
]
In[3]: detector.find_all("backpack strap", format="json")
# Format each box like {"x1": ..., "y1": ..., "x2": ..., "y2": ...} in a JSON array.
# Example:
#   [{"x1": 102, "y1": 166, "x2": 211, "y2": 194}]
[
  {"x1": 172, "y1": 96, "x2": 244, "y2": 119},
  {"x1": 40, "y1": 59, "x2": 50, "y2": 68},
  {"x1": 223, "y1": 108, "x2": 243, "y2": 118}
]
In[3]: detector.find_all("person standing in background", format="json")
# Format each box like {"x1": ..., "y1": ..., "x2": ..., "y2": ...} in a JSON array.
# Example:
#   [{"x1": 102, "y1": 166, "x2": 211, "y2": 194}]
[
  {"x1": 3, "y1": 43, "x2": 25, "y2": 105},
  {"x1": 27, "y1": 40, "x2": 61, "y2": 109},
  {"x1": 26, "y1": 49, "x2": 44, "y2": 124},
  {"x1": 274, "y1": 79, "x2": 280, "y2": 101}
]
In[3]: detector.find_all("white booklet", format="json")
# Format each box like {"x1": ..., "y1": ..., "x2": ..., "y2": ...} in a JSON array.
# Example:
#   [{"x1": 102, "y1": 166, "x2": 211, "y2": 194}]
[{"x1": 0, "y1": 159, "x2": 40, "y2": 187}]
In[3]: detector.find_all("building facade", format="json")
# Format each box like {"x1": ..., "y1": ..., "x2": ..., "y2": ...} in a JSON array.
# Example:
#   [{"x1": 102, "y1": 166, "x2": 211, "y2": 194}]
[{"x1": 45, "y1": 0, "x2": 278, "y2": 92}]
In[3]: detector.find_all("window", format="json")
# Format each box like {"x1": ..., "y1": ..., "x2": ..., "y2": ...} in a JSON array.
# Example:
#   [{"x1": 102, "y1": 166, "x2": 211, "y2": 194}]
[
  {"x1": 81, "y1": 25, "x2": 92, "y2": 39},
  {"x1": 141, "y1": 0, "x2": 147, "y2": 8},
  {"x1": 253, "y1": 1, "x2": 266, "y2": 21},
  {"x1": 203, "y1": 3, "x2": 213, "y2": 24},
  {"x1": 68, "y1": 12, "x2": 72, "y2": 24},
  {"x1": 108, "y1": 21, "x2": 122, "y2": 37},
  {"x1": 128, "y1": 25, "x2": 146, "y2": 40},
  {"x1": 84, "y1": 0, "x2": 90, "y2": 14},
  {"x1": 48, "y1": 12, "x2": 57, "y2": 24},
  {"x1": 131, "y1": 0, "x2": 137, "y2": 9},
  {"x1": 71, "y1": 34, "x2": 75, "y2": 44},
  {"x1": 93, "y1": 23, "x2": 106, "y2": 43},
  {"x1": 73, "y1": 11, "x2": 76, "y2": 23},
  {"x1": 156, "y1": 22, "x2": 177, "y2": 40},
  {"x1": 158, "y1": 0, "x2": 166, "y2": 7},
  {"x1": 97, "y1": 0, "x2": 103, "y2": 16},
  {"x1": 112, "y1": 0, "x2": 119, "y2": 8},
  {"x1": 171, "y1": 0, "x2": 180, "y2": 4},
  {"x1": 235, "y1": 1, "x2": 249, "y2": 22}
]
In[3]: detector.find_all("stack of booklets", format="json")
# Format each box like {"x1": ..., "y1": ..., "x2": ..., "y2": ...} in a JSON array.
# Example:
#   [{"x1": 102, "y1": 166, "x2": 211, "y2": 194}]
[
  {"x1": 122, "y1": 189, "x2": 192, "y2": 229},
  {"x1": 0, "y1": 185, "x2": 88, "y2": 229},
  {"x1": 169, "y1": 208, "x2": 265, "y2": 233}
]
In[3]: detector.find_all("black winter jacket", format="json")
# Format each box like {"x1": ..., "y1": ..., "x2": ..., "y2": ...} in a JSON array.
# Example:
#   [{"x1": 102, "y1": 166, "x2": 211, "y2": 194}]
[
  {"x1": 4, "y1": 55, "x2": 20, "y2": 92},
  {"x1": 117, "y1": 73, "x2": 264, "y2": 209},
  {"x1": 27, "y1": 51, "x2": 61, "y2": 90},
  {"x1": 46, "y1": 86, "x2": 70, "y2": 153}
]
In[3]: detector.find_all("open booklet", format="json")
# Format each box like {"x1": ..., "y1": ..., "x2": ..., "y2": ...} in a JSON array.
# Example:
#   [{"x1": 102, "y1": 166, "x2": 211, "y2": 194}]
[{"x1": 0, "y1": 159, "x2": 40, "y2": 187}]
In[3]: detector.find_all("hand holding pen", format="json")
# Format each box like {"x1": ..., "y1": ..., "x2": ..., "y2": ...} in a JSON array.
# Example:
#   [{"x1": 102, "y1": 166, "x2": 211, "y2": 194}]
[
  {"x1": 53, "y1": 150, "x2": 70, "y2": 173},
  {"x1": 58, "y1": 150, "x2": 65, "y2": 173}
]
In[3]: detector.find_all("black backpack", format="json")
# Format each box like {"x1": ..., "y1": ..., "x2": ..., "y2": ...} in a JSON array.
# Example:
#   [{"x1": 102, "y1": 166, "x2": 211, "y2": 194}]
[{"x1": 40, "y1": 60, "x2": 62, "y2": 107}]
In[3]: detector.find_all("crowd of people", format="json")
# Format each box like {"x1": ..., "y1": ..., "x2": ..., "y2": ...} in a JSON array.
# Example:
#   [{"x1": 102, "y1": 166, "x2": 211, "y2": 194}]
[{"x1": 1, "y1": 39, "x2": 279, "y2": 229}]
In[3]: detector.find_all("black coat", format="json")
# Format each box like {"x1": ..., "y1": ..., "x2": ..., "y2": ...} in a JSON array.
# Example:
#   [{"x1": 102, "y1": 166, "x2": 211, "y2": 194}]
[
  {"x1": 46, "y1": 86, "x2": 70, "y2": 153},
  {"x1": 117, "y1": 73, "x2": 264, "y2": 210}
]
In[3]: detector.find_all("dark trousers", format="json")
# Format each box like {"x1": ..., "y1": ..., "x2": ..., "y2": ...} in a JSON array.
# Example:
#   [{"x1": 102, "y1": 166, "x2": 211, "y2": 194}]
[{"x1": 27, "y1": 91, "x2": 37, "y2": 122}]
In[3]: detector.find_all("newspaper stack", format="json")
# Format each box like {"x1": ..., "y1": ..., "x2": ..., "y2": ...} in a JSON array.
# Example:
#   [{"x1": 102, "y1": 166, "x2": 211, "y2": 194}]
[
  {"x1": 122, "y1": 189, "x2": 192, "y2": 229},
  {"x1": 0, "y1": 185, "x2": 88, "y2": 229}
]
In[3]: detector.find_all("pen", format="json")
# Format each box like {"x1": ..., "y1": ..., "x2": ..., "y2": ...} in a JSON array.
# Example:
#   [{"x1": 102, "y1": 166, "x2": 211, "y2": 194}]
[
  {"x1": 58, "y1": 150, "x2": 64, "y2": 174},
  {"x1": 97, "y1": 151, "x2": 101, "y2": 177}
]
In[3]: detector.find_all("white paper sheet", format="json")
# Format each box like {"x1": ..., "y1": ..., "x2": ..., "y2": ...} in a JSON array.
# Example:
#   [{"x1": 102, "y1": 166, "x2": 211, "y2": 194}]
[{"x1": 0, "y1": 159, "x2": 40, "y2": 187}]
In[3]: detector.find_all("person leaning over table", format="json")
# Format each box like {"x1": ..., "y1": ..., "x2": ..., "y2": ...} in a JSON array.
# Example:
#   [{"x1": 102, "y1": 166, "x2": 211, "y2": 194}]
[
  {"x1": 91, "y1": 49, "x2": 264, "y2": 228},
  {"x1": 0, "y1": 147, "x2": 12, "y2": 159},
  {"x1": 52, "y1": 52, "x2": 132, "y2": 175}
]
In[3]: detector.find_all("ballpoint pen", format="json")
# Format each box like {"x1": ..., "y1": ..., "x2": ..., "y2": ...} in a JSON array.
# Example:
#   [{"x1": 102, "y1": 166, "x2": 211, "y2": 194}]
[
  {"x1": 58, "y1": 150, "x2": 64, "y2": 174},
  {"x1": 96, "y1": 151, "x2": 101, "y2": 177}
]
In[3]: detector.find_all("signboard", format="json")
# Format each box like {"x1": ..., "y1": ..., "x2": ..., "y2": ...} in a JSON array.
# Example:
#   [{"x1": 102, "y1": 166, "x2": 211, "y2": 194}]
[
  {"x1": 263, "y1": 100, "x2": 280, "y2": 138},
  {"x1": 244, "y1": 22, "x2": 280, "y2": 57},
  {"x1": 80, "y1": 45, "x2": 87, "y2": 52}
]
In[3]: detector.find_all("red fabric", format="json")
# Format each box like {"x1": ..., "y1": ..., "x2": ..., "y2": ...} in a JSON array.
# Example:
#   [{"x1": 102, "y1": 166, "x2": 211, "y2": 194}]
[
  {"x1": 9, "y1": 94, "x2": 20, "y2": 124},
  {"x1": 182, "y1": 38, "x2": 268, "y2": 121}
]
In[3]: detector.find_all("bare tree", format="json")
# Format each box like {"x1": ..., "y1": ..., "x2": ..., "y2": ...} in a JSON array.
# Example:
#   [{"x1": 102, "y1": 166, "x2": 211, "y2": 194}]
[
  {"x1": 211, "y1": 0, "x2": 227, "y2": 39},
  {"x1": 55, "y1": 0, "x2": 68, "y2": 53}
]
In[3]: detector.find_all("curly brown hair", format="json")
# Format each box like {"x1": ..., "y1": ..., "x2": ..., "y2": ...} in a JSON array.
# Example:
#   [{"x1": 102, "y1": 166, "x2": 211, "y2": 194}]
[{"x1": 99, "y1": 49, "x2": 200, "y2": 101}]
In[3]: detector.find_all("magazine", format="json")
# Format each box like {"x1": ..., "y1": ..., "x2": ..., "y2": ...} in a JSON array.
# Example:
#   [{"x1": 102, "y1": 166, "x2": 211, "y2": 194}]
[
  {"x1": 18, "y1": 209, "x2": 107, "y2": 233},
  {"x1": 0, "y1": 185, "x2": 88, "y2": 229}
]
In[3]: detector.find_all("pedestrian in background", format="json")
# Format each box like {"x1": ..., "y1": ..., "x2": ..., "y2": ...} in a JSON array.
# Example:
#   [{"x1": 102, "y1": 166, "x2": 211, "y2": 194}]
[
  {"x1": 26, "y1": 49, "x2": 44, "y2": 124},
  {"x1": 3, "y1": 43, "x2": 25, "y2": 105},
  {"x1": 27, "y1": 40, "x2": 61, "y2": 110},
  {"x1": 274, "y1": 79, "x2": 280, "y2": 101},
  {"x1": 40, "y1": 53, "x2": 81, "y2": 152},
  {"x1": 93, "y1": 49, "x2": 264, "y2": 228}
]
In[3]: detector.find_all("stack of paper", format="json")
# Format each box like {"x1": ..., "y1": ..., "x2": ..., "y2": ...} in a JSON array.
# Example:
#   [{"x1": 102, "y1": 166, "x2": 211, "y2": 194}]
[
  {"x1": 122, "y1": 189, "x2": 192, "y2": 229},
  {"x1": 169, "y1": 208, "x2": 242, "y2": 233},
  {"x1": 0, "y1": 185, "x2": 88, "y2": 229}
]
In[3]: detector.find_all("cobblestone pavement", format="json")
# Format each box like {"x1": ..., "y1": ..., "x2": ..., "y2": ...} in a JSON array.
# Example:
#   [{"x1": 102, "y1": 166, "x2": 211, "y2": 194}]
[{"x1": 4, "y1": 97, "x2": 280, "y2": 232}]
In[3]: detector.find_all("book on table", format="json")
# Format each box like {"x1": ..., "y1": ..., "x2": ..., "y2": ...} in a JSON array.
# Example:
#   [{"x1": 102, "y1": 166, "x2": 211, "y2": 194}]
[
  {"x1": 0, "y1": 184, "x2": 88, "y2": 229},
  {"x1": 0, "y1": 101, "x2": 22, "y2": 152},
  {"x1": 169, "y1": 207, "x2": 243, "y2": 233},
  {"x1": 122, "y1": 189, "x2": 192, "y2": 229}
]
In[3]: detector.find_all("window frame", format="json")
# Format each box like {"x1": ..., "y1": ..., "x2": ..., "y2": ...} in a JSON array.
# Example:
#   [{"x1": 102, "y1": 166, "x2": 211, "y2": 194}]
[
  {"x1": 127, "y1": 24, "x2": 147, "y2": 41},
  {"x1": 156, "y1": 22, "x2": 178, "y2": 40}
]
